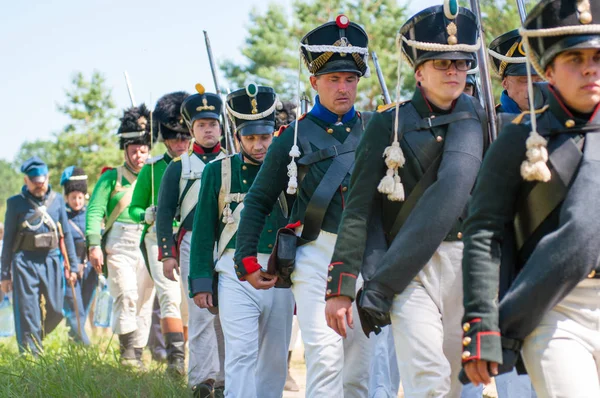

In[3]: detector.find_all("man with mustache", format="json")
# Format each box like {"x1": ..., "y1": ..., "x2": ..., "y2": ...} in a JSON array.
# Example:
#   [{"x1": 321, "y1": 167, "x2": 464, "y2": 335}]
[
  {"x1": 189, "y1": 85, "x2": 294, "y2": 398},
  {"x1": 1, "y1": 156, "x2": 79, "y2": 354},
  {"x1": 234, "y1": 15, "x2": 376, "y2": 398},
  {"x1": 323, "y1": 5, "x2": 487, "y2": 397},
  {"x1": 86, "y1": 105, "x2": 153, "y2": 367},
  {"x1": 462, "y1": 0, "x2": 600, "y2": 395},
  {"x1": 156, "y1": 84, "x2": 226, "y2": 397},
  {"x1": 129, "y1": 92, "x2": 192, "y2": 376}
]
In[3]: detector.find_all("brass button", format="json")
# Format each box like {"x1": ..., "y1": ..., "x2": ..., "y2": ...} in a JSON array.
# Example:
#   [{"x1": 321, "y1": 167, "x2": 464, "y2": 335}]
[
  {"x1": 243, "y1": 179, "x2": 247, "y2": 184},
  {"x1": 342, "y1": 186, "x2": 348, "y2": 192},
  {"x1": 588, "y1": 270, "x2": 596, "y2": 278},
  {"x1": 346, "y1": 127, "x2": 351, "y2": 132},
  {"x1": 326, "y1": 289, "x2": 332, "y2": 295},
  {"x1": 234, "y1": 265, "x2": 238, "y2": 269},
  {"x1": 463, "y1": 336, "x2": 472, "y2": 346},
  {"x1": 162, "y1": 238, "x2": 166, "y2": 242},
  {"x1": 236, "y1": 272, "x2": 242, "y2": 277},
  {"x1": 565, "y1": 119, "x2": 575, "y2": 128},
  {"x1": 268, "y1": 244, "x2": 273, "y2": 248},
  {"x1": 163, "y1": 245, "x2": 167, "y2": 248},
  {"x1": 327, "y1": 128, "x2": 334, "y2": 134},
  {"x1": 580, "y1": 11, "x2": 593, "y2": 24},
  {"x1": 327, "y1": 276, "x2": 332, "y2": 282},
  {"x1": 202, "y1": 156, "x2": 208, "y2": 161},
  {"x1": 328, "y1": 265, "x2": 334, "y2": 271},
  {"x1": 436, "y1": 136, "x2": 443, "y2": 143},
  {"x1": 457, "y1": 232, "x2": 463, "y2": 240},
  {"x1": 267, "y1": 229, "x2": 272, "y2": 233},
  {"x1": 462, "y1": 351, "x2": 471, "y2": 360},
  {"x1": 242, "y1": 165, "x2": 247, "y2": 170},
  {"x1": 463, "y1": 322, "x2": 470, "y2": 332}
]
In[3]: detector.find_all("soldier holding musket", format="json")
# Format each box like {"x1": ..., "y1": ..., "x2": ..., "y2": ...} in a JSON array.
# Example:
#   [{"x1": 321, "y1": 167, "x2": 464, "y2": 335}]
[{"x1": 461, "y1": 0, "x2": 600, "y2": 395}]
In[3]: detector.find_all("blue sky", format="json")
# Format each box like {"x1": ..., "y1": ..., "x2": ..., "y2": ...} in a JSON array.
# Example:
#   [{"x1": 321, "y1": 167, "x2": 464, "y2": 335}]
[{"x1": 1, "y1": 0, "x2": 436, "y2": 163}]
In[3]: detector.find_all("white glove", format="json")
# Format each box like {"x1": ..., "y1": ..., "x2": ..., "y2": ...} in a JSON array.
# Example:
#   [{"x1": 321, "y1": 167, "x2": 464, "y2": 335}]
[{"x1": 144, "y1": 206, "x2": 157, "y2": 225}]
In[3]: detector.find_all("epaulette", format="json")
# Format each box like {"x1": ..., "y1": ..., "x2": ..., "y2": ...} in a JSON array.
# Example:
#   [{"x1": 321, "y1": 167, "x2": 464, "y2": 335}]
[
  {"x1": 377, "y1": 100, "x2": 410, "y2": 113},
  {"x1": 511, "y1": 105, "x2": 550, "y2": 125},
  {"x1": 100, "y1": 166, "x2": 114, "y2": 175},
  {"x1": 145, "y1": 154, "x2": 164, "y2": 165},
  {"x1": 274, "y1": 125, "x2": 287, "y2": 138}
]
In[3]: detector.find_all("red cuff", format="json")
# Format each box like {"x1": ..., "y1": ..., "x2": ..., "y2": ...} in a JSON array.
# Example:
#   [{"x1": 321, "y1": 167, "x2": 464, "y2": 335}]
[
  {"x1": 285, "y1": 221, "x2": 301, "y2": 229},
  {"x1": 241, "y1": 256, "x2": 261, "y2": 275}
]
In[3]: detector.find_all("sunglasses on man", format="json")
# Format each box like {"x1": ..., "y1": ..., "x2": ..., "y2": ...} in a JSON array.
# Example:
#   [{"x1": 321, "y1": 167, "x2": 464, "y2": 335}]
[{"x1": 431, "y1": 59, "x2": 473, "y2": 71}]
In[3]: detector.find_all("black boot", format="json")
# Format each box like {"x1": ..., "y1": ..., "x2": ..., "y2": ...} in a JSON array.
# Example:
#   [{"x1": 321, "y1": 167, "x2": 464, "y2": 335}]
[
  {"x1": 165, "y1": 332, "x2": 185, "y2": 376},
  {"x1": 148, "y1": 298, "x2": 167, "y2": 362},
  {"x1": 119, "y1": 332, "x2": 138, "y2": 367},
  {"x1": 134, "y1": 347, "x2": 147, "y2": 371},
  {"x1": 191, "y1": 382, "x2": 214, "y2": 398}
]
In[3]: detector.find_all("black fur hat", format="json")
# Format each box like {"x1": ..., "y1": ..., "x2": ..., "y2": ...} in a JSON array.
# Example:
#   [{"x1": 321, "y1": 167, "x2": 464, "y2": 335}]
[
  {"x1": 117, "y1": 104, "x2": 152, "y2": 150},
  {"x1": 154, "y1": 91, "x2": 191, "y2": 142},
  {"x1": 60, "y1": 166, "x2": 88, "y2": 195},
  {"x1": 275, "y1": 101, "x2": 298, "y2": 130}
]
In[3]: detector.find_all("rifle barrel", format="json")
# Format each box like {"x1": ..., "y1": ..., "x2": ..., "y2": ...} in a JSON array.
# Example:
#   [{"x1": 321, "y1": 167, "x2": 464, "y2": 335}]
[
  {"x1": 371, "y1": 51, "x2": 391, "y2": 105},
  {"x1": 123, "y1": 71, "x2": 136, "y2": 107}
]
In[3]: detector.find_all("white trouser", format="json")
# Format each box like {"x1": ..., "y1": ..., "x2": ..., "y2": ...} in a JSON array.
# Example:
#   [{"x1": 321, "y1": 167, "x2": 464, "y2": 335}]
[
  {"x1": 369, "y1": 325, "x2": 400, "y2": 398},
  {"x1": 145, "y1": 229, "x2": 182, "y2": 320},
  {"x1": 522, "y1": 279, "x2": 600, "y2": 397},
  {"x1": 495, "y1": 369, "x2": 537, "y2": 398},
  {"x1": 106, "y1": 222, "x2": 156, "y2": 348},
  {"x1": 217, "y1": 250, "x2": 295, "y2": 398},
  {"x1": 390, "y1": 241, "x2": 465, "y2": 398},
  {"x1": 179, "y1": 231, "x2": 225, "y2": 386},
  {"x1": 292, "y1": 229, "x2": 375, "y2": 398}
]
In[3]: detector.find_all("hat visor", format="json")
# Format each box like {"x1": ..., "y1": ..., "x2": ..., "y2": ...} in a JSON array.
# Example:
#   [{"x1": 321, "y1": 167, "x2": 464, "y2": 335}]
[
  {"x1": 414, "y1": 51, "x2": 477, "y2": 69},
  {"x1": 191, "y1": 112, "x2": 220, "y2": 123},
  {"x1": 314, "y1": 60, "x2": 362, "y2": 76},
  {"x1": 540, "y1": 35, "x2": 600, "y2": 69},
  {"x1": 504, "y1": 63, "x2": 537, "y2": 77},
  {"x1": 237, "y1": 120, "x2": 275, "y2": 136},
  {"x1": 29, "y1": 175, "x2": 47, "y2": 183}
]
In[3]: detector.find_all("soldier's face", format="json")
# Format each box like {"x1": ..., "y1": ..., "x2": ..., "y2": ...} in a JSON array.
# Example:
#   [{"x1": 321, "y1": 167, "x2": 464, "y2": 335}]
[
  {"x1": 125, "y1": 144, "x2": 149, "y2": 172},
  {"x1": 24, "y1": 175, "x2": 49, "y2": 198},
  {"x1": 66, "y1": 191, "x2": 85, "y2": 212},
  {"x1": 164, "y1": 137, "x2": 191, "y2": 157},
  {"x1": 416, "y1": 60, "x2": 467, "y2": 110},
  {"x1": 193, "y1": 119, "x2": 222, "y2": 148},
  {"x1": 310, "y1": 72, "x2": 359, "y2": 116},
  {"x1": 239, "y1": 134, "x2": 273, "y2": 164},
  {"x1": 502, "y1": 75, "x2": 542, "y2": 111},
  {"x1": 546, "y1": 48, "x2": 600, "y2": 114}
]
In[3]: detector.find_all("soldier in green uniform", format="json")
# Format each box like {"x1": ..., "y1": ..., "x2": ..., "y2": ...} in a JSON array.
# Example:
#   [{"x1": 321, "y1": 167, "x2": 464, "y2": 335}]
[
  {"x1": 323, "y1": 5, "x2": 486, "y2": 397},
  {"x1": 129, "y1": 92, "x2": 191, "y2": 375},
  {"x1": 86, "y1": 105, "x2": 154, "y2": 367},
  {"x1": 461, "y1": 0, "x2": 600, "y2": 395},
  {"x1": 235, "y1": 15, "x2": 375, "y2": 398},
  {"x1": 189, "y1": 84, "x2": 294, "y2": 398},
  {"x1": 156, "y1": 84, "x2": 226, "y2": 396}
]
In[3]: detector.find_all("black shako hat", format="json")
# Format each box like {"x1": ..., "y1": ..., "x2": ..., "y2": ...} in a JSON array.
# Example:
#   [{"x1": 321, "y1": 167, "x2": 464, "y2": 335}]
[
  {"x1": 226, "y1": 84, "x2": 277, "y2": 136},
  {"x1": 300, "y1": 14, "x2": 370, "y2": 77},
  {"x1": 489, "y1": 29, "x2": 537, "y2": 78},
  {"x1": 181, "y1": 84, "x2": 223, "y2": 129},
  {"x1": 399, "y1": 4, "x2": 479, "y2": 70},
  {"x1": 522, "y1": 0, "x2": 600, "y2": 72},
  {"x1": 60, "y1": 166, "x2": 88, "y2": 195},
  {"x1": 117, "y1": 104, "x2": 152, "y2": 150},
  {"x1": 153, "y1": 91, "x2": 190, "y2": 142}
]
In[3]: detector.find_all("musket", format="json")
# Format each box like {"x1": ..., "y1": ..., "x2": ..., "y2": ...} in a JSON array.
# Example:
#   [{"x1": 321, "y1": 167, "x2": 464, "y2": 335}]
[
  {"x1": 516, "y1": 0, "x2": 528, "y2": 23},
  {"x1": 371, "y1": 51, "x2": 392, "y2": 105},
  {"x1": 469, "y1": 0, "x2": 498, "y2": 142},
  {"x1": 203, "y1": 30, "x2": 236, "y2": 155},
  {"x1": 123, "y1": 71, "x2": 137, "y2": 107},
  {"x1": 58, "y1": 222, "x2": 82, "y2": 339},
  {"x1": 300, "y1": 95, "x2": 310, "y2": 115}
]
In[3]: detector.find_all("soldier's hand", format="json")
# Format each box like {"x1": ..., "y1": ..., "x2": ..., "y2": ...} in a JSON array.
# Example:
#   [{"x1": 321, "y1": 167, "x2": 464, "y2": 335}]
[
  {"x1": 69, "y1": 272, "x2": 78, "y2": 286},
  {"x1": 325, "y1": 296, "x2": 354, "y2": 338},
  {"x1": 193, "y1": 293, "x2": 213, "y2": 309},
  {"x1": 245, "y1": 269, "x2": 277, "y2": 290},
  {"x1": 1, "y1": 280, "x2": 12, "y2": 294},
  {"x1": 144, "y1": 206, "x2": 157, "y2": 225},
  {"x1": 88, "y1": 246, "x2": 104, "y2": 274},
  {"x1": 163, "y1": 258, "x2": 180, "y2": 281},
  {"x1": 464, "y1": 360, "x2": 499, "y2": 386}
]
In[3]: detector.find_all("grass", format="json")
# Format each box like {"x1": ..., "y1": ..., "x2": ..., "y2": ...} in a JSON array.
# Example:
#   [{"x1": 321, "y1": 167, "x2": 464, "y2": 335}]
[{"x1": 0, "y1": 324, "x2": 189, "y2": 398}]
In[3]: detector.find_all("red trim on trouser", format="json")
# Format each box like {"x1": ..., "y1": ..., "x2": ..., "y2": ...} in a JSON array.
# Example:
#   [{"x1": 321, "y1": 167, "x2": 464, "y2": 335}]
[{"x1": 176, "y1": 227, "x2": 187, "y2": 260}]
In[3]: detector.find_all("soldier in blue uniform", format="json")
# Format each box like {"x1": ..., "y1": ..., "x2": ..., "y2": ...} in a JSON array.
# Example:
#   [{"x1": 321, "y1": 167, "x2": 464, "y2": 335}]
[
  {"x1": 1, "y1": 156, "x2": 79, "y2": 354},
  {"x1": 461, "y1": 0, "x2": 600, "y2": 395},
  {"x1": 60, "y1": 166, "x2": 98, "y2": 345}
]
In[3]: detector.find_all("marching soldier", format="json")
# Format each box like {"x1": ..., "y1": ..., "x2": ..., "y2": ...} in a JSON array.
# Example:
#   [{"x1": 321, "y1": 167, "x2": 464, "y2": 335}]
[
  {"x1": 461, "y1": 1, "x2": 600, "y2": 396},
  {"x1": 60, "y1": 166, "x2": 98, "y2": 345},
  {"x1": 323, "y1": 5, "x2": 487, "y2": 397},
  {"x1": 189, "y1": 84, "x2": 294, "y2": 398},
  {"x1": 129, "y1": 92, "x2": 191, "y2": 375},
  {"x1": 156, "y1": 84, "x2": 226, "y2": 396},
  {"x1": 235, "y1": 15, "x2": 375, "y2": 397},
  {"x1": 1, "y1": 156, "x2": 79, "y2": 354},
  {"x1": 86, "y1": 105, "x2": 154, "y2": 367}
]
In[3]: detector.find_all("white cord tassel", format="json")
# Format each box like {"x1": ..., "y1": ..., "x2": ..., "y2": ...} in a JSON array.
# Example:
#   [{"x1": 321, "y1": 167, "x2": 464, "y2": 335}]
[
  {"x1": 519, "y1": 36, "x2": 551, "y2": 182},
  {"x1": 222, "y1": 204, "x2": 235, "y2": 224},
  {"x1": 378, "y1": 33, "x2": 407, "y2": 202},
  {"x1": 287, "y1": 50, "x2": 304, "y2": 195}
]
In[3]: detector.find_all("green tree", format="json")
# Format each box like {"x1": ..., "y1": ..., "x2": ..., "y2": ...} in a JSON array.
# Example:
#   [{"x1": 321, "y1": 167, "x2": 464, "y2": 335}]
[
  {"x1": 15, "y1": 71, "x2": 121, "y2": 189},
  {"x1": 0, "y1": 160, "x2": 23, "y2": 222}
]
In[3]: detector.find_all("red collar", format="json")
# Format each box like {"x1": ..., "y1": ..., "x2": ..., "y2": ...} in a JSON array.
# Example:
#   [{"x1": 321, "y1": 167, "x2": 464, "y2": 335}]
[{"x1": 193, "y1": 142, "x2": 221, "y2": 154}]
